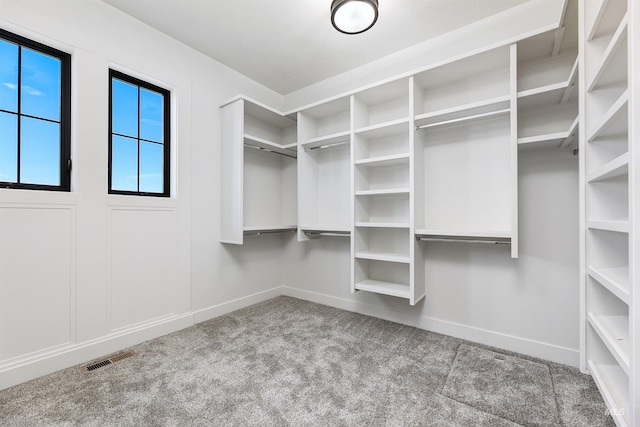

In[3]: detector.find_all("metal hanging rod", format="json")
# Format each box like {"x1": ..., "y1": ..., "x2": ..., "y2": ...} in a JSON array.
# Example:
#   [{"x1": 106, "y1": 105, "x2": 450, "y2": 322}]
[
  {"x1": 303, "y1": 229, "x2": 350, "y2": 238},
  {"x1": 305, "y1": 140, "x2": 350, "y2": 151},
  {"x1": 244, "y1": 228, "x2": 297, "y2": 236},
  {"x1": 416, "y1": 108, "x2": 510, "y2": 131},
  {"x1": 244, "y1": 143, "x2": 297, "y2": 159},
  {"x1": 415, "y1": 235, "x2": 511, "y2": 245}
]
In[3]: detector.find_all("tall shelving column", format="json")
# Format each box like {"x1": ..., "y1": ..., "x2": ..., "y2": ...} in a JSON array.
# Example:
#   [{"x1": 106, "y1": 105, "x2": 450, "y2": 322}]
[
  {"x1": 580, "y1": 0, "x2": 634, "y2": 425},
  {"x1": 350, "y1": 78, "x2": 424, "y2": 304}
]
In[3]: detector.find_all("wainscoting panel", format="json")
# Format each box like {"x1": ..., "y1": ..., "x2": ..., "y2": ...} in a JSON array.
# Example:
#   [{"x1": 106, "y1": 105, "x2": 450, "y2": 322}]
[
  {"x1": 108, "y1": 207, "x2": 179, "y2": 331},
  {"x1": 0, "y1": 205, "x2": 75, "y2": 361}
]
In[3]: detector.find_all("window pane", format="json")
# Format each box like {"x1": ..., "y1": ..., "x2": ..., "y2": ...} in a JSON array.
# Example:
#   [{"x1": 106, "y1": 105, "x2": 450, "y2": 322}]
[
  {"x1": 20, "y1": 116, "x2": 60, "y2": 185},
  {"x1": 0, "y1": 112, "x2": 18, "y2": 182},
  {"x1": 112, "y1": 79, "x2": 138, "y2": 138},
  {"x1": 0, "y1": 40, "x2": 18, "y2": 113},
  {"x1": 140, "y1": 88, "x2": 163, "y2": 143},
  {"x1": 139, "y1": 141, "x2": 163, "y2": 193},
  {"x1": 111, "y1": 135, "x2": 138, "y2": 192},
  {"x1": 21, "y1": 48, "x2": 61, "y2": 121}
]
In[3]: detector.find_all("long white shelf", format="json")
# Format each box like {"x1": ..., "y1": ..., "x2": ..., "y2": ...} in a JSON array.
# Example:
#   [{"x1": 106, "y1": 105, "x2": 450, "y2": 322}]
[
  {"x1": 301, "y1": 130, "x2": 350, "y2": 150},
  {"x1": 355, "y1": 251, "x2": 410, "y2": 264},
  {"x1": 587, "y1": 219, "x2": 630, "y2": 233},
  {"x1": 588, "y1": 266, "x2": 630, "y2": 305},
  {"x1": 587, "y1": 89, "x2": 628, "y2": 142},
  {"x1": 354, "y1": 279, "x2": 410, "y2": 299},
  {"x1": 355, "y1": 188, "x2": 410, "y2": 196},
  {"x1": 587, "y1": 360, "x2": 630, "y2": 427},
  {"x1": 588, "y1": 13, "x2": 628, "y2": 92},
  {"x1": 414, "y1": 96, "x2": 510, "y2": 129},
  {"x1": 355, "y1": 153, "x2": 410, "y2": 167},
  {"x1": 588, "y1": 313, "x2": 630, "y2": 375},
  {"x1": 587, "y1": 152, "x2": 629, "y2": 182},
  {"x1": 244, "y1": 134, "x2": 297, "y2": 158},
  {"x1": 355, "y1": 222, "x2": 410, "y2": 228}
]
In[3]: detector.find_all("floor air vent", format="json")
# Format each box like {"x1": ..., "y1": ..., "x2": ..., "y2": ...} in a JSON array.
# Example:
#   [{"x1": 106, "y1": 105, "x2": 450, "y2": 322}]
[{"x1": 81, "y1": 350, "x2": 136, "y2": 373}]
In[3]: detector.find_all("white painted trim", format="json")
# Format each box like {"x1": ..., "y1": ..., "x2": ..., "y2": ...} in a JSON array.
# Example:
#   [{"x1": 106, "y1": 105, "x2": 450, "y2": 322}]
[
  {"x1": 0, "y1": 313, "x2": 192, "y2": 391},
  {"x1": 281, "y1": 286, "x2": 580, "y2": 368},
  {"x1": 192, "y1": 286, "x2": 283, "y2": 324}
]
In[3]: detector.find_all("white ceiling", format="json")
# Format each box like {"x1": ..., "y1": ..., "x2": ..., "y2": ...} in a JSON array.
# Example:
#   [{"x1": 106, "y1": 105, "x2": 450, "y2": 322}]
[{"x1": 102, "y1": 0, "x2": 532, "y2": 95}]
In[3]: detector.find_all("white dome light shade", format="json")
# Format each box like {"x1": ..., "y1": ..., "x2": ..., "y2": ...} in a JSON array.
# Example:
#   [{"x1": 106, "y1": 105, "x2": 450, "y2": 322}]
[{"x1": 331, "y1": 0, "x2": 379, "y2": 34}]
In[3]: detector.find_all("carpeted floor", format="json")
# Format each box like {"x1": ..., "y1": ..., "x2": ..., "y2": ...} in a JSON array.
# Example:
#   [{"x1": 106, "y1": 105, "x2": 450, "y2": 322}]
[{"x1": 0, "y1": 296, "x2": 613, "y2": 426}]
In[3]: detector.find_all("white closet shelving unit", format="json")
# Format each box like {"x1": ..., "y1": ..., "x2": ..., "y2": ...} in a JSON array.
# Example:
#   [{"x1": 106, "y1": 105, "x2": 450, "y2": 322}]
[
  {"x1": 517, "y1": 28, "x2": 579, "y2": 149},
  {"x1": 580, "y1": 0, "x2": 636, "y2": 425},
  {"x1": 351, "y1": 78, "x2": 424, "y2": 304},
  {"x1": 297, "y1": 96, "x2": 352, "y2": 241},
  {"x1": 220, "y1": 97, "x2": 297, "y2": 244},
  {"x1": 413, "y1": 45, "x2": 519, "y2": 258}
]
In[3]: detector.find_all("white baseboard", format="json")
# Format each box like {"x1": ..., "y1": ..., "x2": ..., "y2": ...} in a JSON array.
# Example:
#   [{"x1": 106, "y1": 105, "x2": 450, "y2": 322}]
[
  {"x1": 1, "y1": 284, "x2": 580, "y2": 391},
  {"x1": 192, "y1": 286, "x2": 283, "y2": 324},
  {"x1": 0, "y1": 313, "x2": 193, "y2": 391},
  {"x1": 282, "y1": 286, "x2": 579, "y2": 368}
]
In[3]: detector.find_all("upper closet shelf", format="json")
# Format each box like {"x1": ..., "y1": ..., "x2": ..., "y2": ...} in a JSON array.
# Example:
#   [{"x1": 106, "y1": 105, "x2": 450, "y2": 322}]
[
  {"x1": 301, "y1": 130, "x2": 350, "y2": 150},
  {"x1": 415, "y1": 96, "x2": 510, "y2": 129},
  {"x1": 518, "y1": 115, "x2": 578, "y2": 148},
  {"x1": 587, "y1": 152, "x2": 629, "y2": 182},
  {"x1": 355, "y1": 117, "x2": 410, "y2": 135}
]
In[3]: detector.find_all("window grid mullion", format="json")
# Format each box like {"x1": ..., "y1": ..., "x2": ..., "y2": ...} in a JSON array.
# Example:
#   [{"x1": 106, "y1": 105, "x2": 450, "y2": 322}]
[
  {"x1": 137, "y1": 86, "x2": 141, "y2": 193},
  {"x1": 16, "y1": 45, "x2": 22, "y2": 184}
]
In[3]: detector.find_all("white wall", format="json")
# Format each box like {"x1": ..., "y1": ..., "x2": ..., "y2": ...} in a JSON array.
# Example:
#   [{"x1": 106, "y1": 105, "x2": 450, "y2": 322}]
[{"x1": 0, "y1": 0, "x2": 285, "y2": 390}]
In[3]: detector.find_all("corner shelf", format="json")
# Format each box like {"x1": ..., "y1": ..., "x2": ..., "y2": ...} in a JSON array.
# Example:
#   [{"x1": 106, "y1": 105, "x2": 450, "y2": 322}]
[{"x1": 588, "y1": 266, "x2": 630, "y2": 305}]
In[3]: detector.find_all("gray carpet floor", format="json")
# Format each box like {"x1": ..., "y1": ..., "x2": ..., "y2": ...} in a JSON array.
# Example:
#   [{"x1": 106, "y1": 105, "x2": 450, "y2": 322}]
[{"x1": 0, "y1": 296, "x2": 614, "y2": 426}]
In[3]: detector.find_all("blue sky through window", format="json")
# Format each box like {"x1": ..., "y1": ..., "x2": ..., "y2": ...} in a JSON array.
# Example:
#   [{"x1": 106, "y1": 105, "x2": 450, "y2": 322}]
[
  {"x1": 111, "y1": 76, "x2": 165, "y2": 194},
  {"x1": 0, "y1": 38, "x2": 62, "y2": 187}
]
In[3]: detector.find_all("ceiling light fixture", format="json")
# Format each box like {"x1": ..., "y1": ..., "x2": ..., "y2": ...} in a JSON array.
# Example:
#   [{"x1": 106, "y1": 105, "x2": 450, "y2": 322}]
[{"x1": 331, "y1": 0, "x2": 379, "y2": 35}]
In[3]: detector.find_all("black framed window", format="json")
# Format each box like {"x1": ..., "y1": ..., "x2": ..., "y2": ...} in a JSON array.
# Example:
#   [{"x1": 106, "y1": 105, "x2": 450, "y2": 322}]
[
  {"x1": 109, "y1": 70, "x2": 170, "y2": 197},
  {"x1": 0, "y1": 28, "x2": 71, "y2": 191}
]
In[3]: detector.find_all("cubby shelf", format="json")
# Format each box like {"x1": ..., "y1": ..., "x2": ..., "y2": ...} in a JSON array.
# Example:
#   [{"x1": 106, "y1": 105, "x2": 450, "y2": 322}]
[
  {"x1": 355, "y1": 251, "x2": 410, "y2": 263},
  {"x1": 588, "y1": 13, "x2": 628, "y2": 92},
  {"x1": 587, "y1": 152, "x2": 629, "y2": 182},
  {"x1": 588, "y1": 312, "x2": 630, "y2": 374},
  {"x1": 355, "y1": 188, "x2": 410, "y2": 196},
  {"x1": 587, "y1": 359, "x2": 630, "y2": 427},
  {"x1": 588, "y1": 266, "x2": 630, "y2": 305},
  {"x1": 354, "y1": 279, "x2": 410, "y2": 299},
  {"x1": 355, "y1": 222, "x2": 410, "y2": 228},
  {"x1": 588, "y1": 89, "x2": 628, "y2": 142},
  {"x1": 587, "y1": 219, "x2": 630, "y2": 233},
  {"x1": 355, "y1": 153, "x2": 410, "y2": 167}
]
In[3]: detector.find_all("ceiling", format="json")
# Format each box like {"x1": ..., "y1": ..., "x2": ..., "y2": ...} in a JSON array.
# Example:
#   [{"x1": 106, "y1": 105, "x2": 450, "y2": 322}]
[{"x1": 102, "y1": 0, "x2": 532, "y2": 95}]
